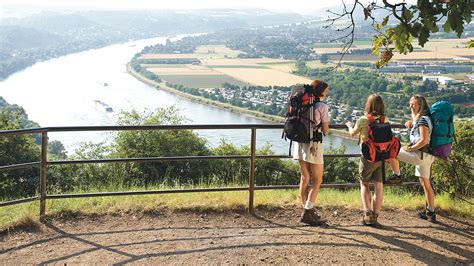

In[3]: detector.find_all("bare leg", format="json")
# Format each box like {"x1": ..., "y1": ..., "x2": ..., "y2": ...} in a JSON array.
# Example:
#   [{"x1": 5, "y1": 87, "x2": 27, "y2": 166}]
[
  {"x1": 419, "y1": 177, "x2": 435, "y2": 209},
  {"x1": 308, "y1": 163, "x2": 323, "y2": 204},
  {"x1": 298, "y1": 160, "x2": 310, "y2": 206},
  {"x1": 373, "y1": 181, "x2": 384, "y2": 214},
  {"x1": 390, "y1": 159, "x2": 400, "y2": 173},
  {"x1": 360, "y1": 181, "x2": 371, "y2": 211}
]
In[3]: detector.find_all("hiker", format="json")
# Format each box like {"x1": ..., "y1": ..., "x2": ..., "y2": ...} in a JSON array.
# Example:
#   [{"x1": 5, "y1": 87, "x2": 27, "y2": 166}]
[
  {"x1": 396, "y1": 95, "x2": 437, "y2": 222},
  {"x1": 293, "y1": 80, "x2": 330, "y2": 226},
  {"x1": 345, "y1": 94, "x2": 401, "y2": 226}
]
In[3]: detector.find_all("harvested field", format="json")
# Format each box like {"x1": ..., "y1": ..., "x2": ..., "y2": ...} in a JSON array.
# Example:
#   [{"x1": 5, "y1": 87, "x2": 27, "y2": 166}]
[
  {"x1": 194, "y1": 45, "x2": 241, "y2": 58},
  {"x1": 213, "y1": 68, "x2": 311, "y2": 86},
  {"x1": 1, "y1": 207, "x2": 472, "y2": 264}
]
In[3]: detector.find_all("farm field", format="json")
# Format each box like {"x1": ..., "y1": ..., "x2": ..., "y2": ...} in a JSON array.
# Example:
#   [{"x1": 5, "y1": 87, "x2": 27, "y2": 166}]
[
  {"x1": 158, "y1": 74, "x2": 246, "y2": 88},
  {"x1": 148, "y1": 65, "x2": 221, "y2": 75},
  {"x1": 257, "y1": 61, "x2": 301, "y2": 72},
  {"x1": 142, "y1": 45, "x2": 311, "y2": 87},
  {"x1": 140, "y1": 54, "x2": 197, "y2": 59},
  {"x1": 312, "y1": 38, "x2": 474, "y2": 62},
  {"x1": 194, "y1": 45, "x2": 241, "y2": 58},
  {"x1": 213, "y1": 67, "x2": 311, "y2": 86}
]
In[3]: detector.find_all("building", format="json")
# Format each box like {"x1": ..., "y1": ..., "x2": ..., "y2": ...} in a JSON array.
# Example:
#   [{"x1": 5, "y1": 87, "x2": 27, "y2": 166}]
[
  {"x1": 424, "y1": 65, "x2": 445, "y2": 74},
  {"x1": 404, "y1": 64, "x2": 424, "y2": 73},
  {"x1": 464, "y1": 75, "x2": 474, "y2": 84},
  {"x1": 379, "y1": 66, "x2": 406, "y2": 73},
  {"x1": 445, "y1": 65, "x2": 472, "y2": 72},
  {"x1": 423, "y1": 76, "x2": 455, "y2": 85}
]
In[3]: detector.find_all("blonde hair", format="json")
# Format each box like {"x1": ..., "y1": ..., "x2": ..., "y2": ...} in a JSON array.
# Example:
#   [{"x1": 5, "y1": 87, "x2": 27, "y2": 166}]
[
  {"x1": 411, "y1": 94, "x2": 429, "y2": 121},
  {"x1": 364, "y1": 94, "x2": 385, "y2": 116}
]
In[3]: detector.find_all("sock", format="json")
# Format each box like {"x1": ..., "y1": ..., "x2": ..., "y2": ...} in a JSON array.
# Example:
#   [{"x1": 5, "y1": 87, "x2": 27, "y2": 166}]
[
  {"x1": 304, "y1": 201, "x2": 314, "y2": 210},
  {"x1": 427, "y1": 207, "x2": 435, "y2": 213},
  {"x1": 393, "y1": 171, "x2": 401, "y2": 176}
]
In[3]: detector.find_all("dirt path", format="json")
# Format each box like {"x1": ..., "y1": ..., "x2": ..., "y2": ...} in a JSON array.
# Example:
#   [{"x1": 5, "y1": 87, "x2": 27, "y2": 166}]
[{"x1": 1, "y1": 207, "x2": 473, "y2": 264}]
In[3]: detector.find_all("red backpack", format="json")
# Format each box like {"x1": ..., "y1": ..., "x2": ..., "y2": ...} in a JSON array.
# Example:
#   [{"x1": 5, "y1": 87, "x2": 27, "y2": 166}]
[{"x1": 361, "y1": 115, "x2": 401, "y2": 182}]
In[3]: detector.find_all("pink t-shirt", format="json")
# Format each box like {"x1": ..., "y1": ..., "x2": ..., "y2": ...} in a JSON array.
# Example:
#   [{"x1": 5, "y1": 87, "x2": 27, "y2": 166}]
[{"x1": 313, "y1": 102, "x2": 329, "y2": 131}]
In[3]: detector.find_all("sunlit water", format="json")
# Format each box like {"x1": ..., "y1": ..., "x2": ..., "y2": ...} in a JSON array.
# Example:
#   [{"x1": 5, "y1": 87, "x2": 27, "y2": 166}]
[{"x1": 0, "y1": 36, "x2": 358, "y2": 155}]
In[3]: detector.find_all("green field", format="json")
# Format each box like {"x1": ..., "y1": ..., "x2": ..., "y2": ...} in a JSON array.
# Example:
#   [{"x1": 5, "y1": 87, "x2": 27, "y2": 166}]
[
  {"x1": 309, "y1": 43, "x2": 344, "y2": 48},
  {"x1": 352, "y1": 40, "x2": 373, "y2": 46},
  {"x1": 207, "y1": 65, "x2": 269, "y2": 69},
  {"x1": 141, "y1": 64, "x2": 187, "y2": 68},
  {"x1": 160, "y1": 74, "x2": 247, "y2": 88},
  {"x1": 257, "y1": 61, "x2": 297, "y2": 65}
]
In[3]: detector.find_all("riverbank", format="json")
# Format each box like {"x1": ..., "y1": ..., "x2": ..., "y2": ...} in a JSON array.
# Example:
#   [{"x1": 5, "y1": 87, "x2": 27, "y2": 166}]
[
  {"x1": 127, "y1": 64, "x2": 285, "y2": 123},
  {"x1": 127, "y1": 64, "x2": 357, "y2": 142}
]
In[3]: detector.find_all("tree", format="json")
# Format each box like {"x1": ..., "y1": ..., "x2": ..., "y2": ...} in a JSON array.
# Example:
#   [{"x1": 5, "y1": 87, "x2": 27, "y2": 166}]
[
  {"x1": 0, "y1": 109, "x2": 40, "y2": 199},
  {"x1": 387, "y1": 83, "x2": 398, "y2": 92},
  {"x1": 113, "y1": 107, "x2": 212, "y2": 186},
  {"x1": 327, "y1": 1, "x2": 473, "y2": 67}
]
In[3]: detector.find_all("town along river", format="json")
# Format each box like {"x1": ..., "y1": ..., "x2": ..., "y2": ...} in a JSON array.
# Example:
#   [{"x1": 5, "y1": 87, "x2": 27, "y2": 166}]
[{"x1": 0, "y1": 36, "x2": 359, "y2": 155}]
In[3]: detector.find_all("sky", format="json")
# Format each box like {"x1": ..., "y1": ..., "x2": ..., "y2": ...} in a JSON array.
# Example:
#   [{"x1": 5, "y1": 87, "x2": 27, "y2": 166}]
[{"x1": 1, "y1": 0, "x2": 341, "y2": 13}]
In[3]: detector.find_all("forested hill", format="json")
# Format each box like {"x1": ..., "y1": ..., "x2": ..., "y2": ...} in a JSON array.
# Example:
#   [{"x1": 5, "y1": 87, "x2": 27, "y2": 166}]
[
  {"x1": 0, "y1": 9, "x2": 305, "y2": 80},
  {"x1": 0, "y1": 97, "x2": 39, "y2": 129}
]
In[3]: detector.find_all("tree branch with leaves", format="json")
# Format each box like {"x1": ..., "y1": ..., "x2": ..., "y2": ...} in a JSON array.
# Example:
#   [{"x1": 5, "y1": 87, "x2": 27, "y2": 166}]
[{"x1": 327, "y1": 0, "x2": 473, "y2": 68}]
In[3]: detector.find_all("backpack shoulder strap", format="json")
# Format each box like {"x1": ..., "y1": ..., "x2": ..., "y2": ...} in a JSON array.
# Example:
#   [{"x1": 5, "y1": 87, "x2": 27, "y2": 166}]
[
  {"x1": 379, "y1": 115, "x2": 386, "y2": 123},
  {"x1": 366, "y1": 114, "x2": 375, "y2": 124}
]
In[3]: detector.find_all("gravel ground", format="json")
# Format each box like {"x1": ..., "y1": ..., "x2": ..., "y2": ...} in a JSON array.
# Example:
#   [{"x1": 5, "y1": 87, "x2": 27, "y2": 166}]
[{"x1": 1, "y1": 207, "x2": 473, "y2": 264}]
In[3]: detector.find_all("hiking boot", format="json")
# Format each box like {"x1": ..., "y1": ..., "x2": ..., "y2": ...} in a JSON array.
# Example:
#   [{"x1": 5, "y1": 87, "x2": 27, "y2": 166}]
[
  {"x1": 419, "y1": 209, "x2": 437, "y2": 223},
  {"x1": 309, "y1": 209, "x2": 327, "y2": 224},
  {"x1": 362, "y1": 210, "x2": 375, "y2": 226},
  {"x1": 386, "y1": 174, "x2": 403, "y2": 185},
  {"x1": 372, "y1": 212, "x2": 380, "y2": 225},
  {"x1": 300, "y1": 209, "x2": 324, "y2": 226}
]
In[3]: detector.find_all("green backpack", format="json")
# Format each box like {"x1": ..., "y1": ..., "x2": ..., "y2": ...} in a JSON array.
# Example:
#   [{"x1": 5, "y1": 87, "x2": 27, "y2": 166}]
[{"x1": 429, "y1": 100, "x2": 455, "y2": 158}]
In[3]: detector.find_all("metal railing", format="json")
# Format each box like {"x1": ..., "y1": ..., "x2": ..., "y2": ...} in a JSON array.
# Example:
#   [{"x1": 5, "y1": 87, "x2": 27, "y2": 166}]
[{"x1": 0, "y1": 123, "x2": 413, "y2": 218}]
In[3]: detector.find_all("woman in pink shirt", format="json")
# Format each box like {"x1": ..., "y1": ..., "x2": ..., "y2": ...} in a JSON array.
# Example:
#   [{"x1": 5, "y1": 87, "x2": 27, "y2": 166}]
[{"x1": 293, "y1": 80, "x2": 330, "y2": 226}]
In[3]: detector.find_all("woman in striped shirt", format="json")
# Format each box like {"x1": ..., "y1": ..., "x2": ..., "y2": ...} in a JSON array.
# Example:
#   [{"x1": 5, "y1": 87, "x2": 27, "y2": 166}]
[{"x1": 397, "y1": 95, "x2": 437, "y2": 223}]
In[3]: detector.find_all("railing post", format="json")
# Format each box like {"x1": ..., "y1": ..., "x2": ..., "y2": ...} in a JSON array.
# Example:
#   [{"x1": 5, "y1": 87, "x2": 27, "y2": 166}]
[
  {"x1": 39, "y1": 131, "x2": 48, "y2": 220},
  {"x1": 248, "y1": 128, "x2": 256, "y2": 214}
]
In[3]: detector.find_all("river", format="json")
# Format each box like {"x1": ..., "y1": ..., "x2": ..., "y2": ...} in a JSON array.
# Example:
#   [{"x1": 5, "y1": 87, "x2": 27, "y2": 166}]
[{"x1": 0, "y1": 36, "x2": 358, "y2": 155}]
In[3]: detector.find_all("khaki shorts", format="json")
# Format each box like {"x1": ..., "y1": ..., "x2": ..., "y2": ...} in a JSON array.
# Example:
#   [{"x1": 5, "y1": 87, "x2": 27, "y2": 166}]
[
  {"x1": 397, "y1": 149, "x2": 435, "y2": 179},
  {"x1": 292, "y1": 142, "x2": 324, "y2": 165},
  {"x1": 359, "y1": 156, "x2": 383, "y2": 183}
]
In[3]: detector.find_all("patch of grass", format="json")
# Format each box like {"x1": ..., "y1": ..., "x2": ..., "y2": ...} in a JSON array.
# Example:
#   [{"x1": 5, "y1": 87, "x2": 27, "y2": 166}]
[
  {"x1": 0, "y1": 202, "x2": 41, "y2": 233},
  {"x1": 1, "y1": 188, "x2": 472, "y2": 232},
  {"x1": 159, "y1": 74, "x2": 246, "y2": 88}
]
